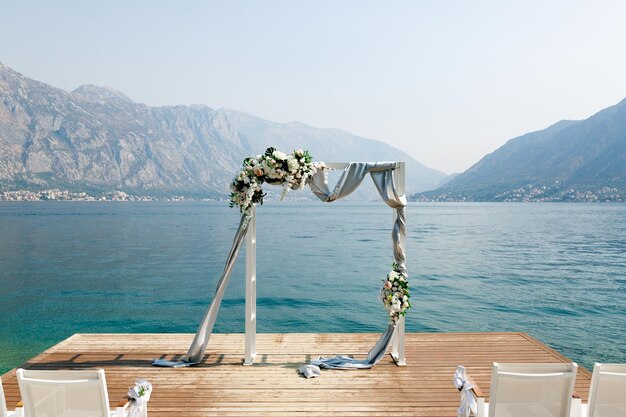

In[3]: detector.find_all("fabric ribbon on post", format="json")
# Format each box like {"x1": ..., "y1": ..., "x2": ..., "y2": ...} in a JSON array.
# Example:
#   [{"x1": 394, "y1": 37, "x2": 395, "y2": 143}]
[{"x1": 453, "y1": 365, "x2": 478, "y2": 417}]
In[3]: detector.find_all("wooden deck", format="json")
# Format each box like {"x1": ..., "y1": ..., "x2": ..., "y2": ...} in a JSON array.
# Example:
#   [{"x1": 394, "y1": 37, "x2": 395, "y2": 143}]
[{"x1": 1, "y1": 332, "x2": 591, "y2": 416}]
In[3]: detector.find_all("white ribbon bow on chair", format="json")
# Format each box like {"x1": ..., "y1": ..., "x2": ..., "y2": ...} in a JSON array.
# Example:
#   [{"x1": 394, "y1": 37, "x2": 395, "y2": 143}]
[
  {"x1": 127, "y1": 379, "x2": 152, "y2": 417},
  {"x1": 453, "y1": 365, "x2": 478, "y2": 417}
]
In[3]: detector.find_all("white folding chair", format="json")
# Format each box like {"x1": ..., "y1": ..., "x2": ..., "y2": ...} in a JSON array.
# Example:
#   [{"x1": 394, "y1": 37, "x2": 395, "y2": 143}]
[
  {"x1": 16, "y1": 369, "x2": 132, "y2": 417},
  {"x1": 457, "y1": 362, "x2": 579, "y2": 417},
  {"x1": 582, "y1": 363, "x2": 626, "y2": 417},
  {"x1": 1, "y1": 376, "x2": 23, "y2": 417}
]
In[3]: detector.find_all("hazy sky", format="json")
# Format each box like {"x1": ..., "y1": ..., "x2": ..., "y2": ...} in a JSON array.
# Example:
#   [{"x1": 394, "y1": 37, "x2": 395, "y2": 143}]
[{"x1": 2, "y1": 1, "x2": 626, "y2": 173}]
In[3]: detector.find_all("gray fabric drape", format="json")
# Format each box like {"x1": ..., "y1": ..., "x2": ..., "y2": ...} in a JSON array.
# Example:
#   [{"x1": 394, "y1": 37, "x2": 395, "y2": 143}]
[
  {"x1": 310, "y1": 162, "x2": 407, "y2": 275},
  {"x1": 310, "y1": 322, "x2": 396, "y2": 369},
  {"x1": 302, "y1": 162, "x2": 407, "y2": 371},
  {"x1": 153, "y1": 213, "x2": 250, "y2": 367},
  {"x1": 153, "y1": 162, "x2": 407, "y2": 369}
]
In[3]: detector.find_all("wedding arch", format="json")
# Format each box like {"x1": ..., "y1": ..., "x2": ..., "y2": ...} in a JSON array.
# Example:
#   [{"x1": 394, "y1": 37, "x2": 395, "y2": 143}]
[{"x1": 153, "y1": 148, "x2": 409, "y2": 371}]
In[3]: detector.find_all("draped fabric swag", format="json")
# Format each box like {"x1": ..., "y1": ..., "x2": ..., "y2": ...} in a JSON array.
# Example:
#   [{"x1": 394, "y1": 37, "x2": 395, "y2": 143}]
[{"x1": 153, "y1": 162, "x2": 407, "y2": 369}]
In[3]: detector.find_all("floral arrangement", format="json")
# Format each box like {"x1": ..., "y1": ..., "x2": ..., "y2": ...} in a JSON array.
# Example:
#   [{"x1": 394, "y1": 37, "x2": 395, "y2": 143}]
[
  {"x1": 128, "y1": 379, "x2": 152, "y2": 399},
  {"x1": 381, "y1": 263, "x2": 411, "y2": 323},
  {"x1": 229, "y1": 147, "x2": 326, "y2": 214}
]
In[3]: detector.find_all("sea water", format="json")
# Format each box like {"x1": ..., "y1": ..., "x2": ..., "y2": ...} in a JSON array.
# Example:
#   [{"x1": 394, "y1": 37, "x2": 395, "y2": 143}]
[{"x1": 0, "y1": 201, "x2": 624, "y2": 374}]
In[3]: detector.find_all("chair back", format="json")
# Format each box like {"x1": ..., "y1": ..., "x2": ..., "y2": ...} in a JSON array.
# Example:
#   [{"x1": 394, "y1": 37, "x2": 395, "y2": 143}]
[
  {"x1": 0, "y1": 376, "x2": 8, "y2": 417},
  {"x1": 16, "y1": 369, "x2": 111, "y2": 417},
  {"x1": 588, "y1": 363, "x2": 626, "y2": 417},
  {"x1": 488, "y1": 362, "x2": 578, "y2": 417}
]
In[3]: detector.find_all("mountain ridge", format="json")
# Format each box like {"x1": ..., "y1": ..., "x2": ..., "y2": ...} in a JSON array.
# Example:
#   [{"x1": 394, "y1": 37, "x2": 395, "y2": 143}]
[
  {"x1": 413, "y1": 97, "x2": 626, "y2": 202},
  {"x1": 0, "y1": 62, "x2": 447, "y2": 198}
]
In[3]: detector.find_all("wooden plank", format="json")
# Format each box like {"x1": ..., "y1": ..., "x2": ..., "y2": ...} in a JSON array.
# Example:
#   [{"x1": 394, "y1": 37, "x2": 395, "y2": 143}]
[{"x1": 0, "y1": 332, "x2": 591, "y2": 417}]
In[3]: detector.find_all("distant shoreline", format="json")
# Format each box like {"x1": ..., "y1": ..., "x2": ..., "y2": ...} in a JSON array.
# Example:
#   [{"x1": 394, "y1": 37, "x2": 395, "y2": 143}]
[
  {"x1": 0, "y1": 189, "x2": 219, "y2": 202},
  {"x1": 1, "y1": 189, "x2": 625, "y2": 203},
  {"x1": 412, "y1": 184, "x2": 626, "y2": 203},
  {"x1": 0, "y1": 189, "x2": 316, "y2": 203}
]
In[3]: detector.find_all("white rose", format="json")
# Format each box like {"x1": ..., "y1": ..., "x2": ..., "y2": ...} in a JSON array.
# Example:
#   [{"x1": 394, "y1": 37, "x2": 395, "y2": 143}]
[
  {"x1": 273, "y1": 150, "x2": 287, "y2": 160},
  {"x1": 288, "y1": 159, "x2": 299, "y2": 172}
]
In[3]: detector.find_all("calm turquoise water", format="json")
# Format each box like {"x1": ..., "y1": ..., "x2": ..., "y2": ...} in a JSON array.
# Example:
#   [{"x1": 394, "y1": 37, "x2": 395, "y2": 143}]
[{"x1": 0, "y1": 202, "x2": 624, "y2": 374}]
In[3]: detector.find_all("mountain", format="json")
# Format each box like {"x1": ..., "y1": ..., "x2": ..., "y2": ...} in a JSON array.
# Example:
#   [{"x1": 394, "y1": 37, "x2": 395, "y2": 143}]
[
  {"x1": 414, "y1": 98, "x2": 626, "y2": 201},
  {"x1": 0, "y1": 62, "x2": 446, "y2": 198},
  {"x1": 218, "y1": 109, "x2": 447, "y2": 193}
]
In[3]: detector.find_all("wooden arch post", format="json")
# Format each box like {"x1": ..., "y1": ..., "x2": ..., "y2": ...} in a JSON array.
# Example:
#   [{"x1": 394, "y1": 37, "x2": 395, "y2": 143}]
[{"x1": 243, "y1": 162, "x2": 407, "y2": 366}]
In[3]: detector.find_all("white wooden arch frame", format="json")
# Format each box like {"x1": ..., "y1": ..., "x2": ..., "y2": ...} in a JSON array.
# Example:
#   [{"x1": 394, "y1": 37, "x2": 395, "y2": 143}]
[{"x1": 243, "y1": 162, "x2": 407, "y2": 366}]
